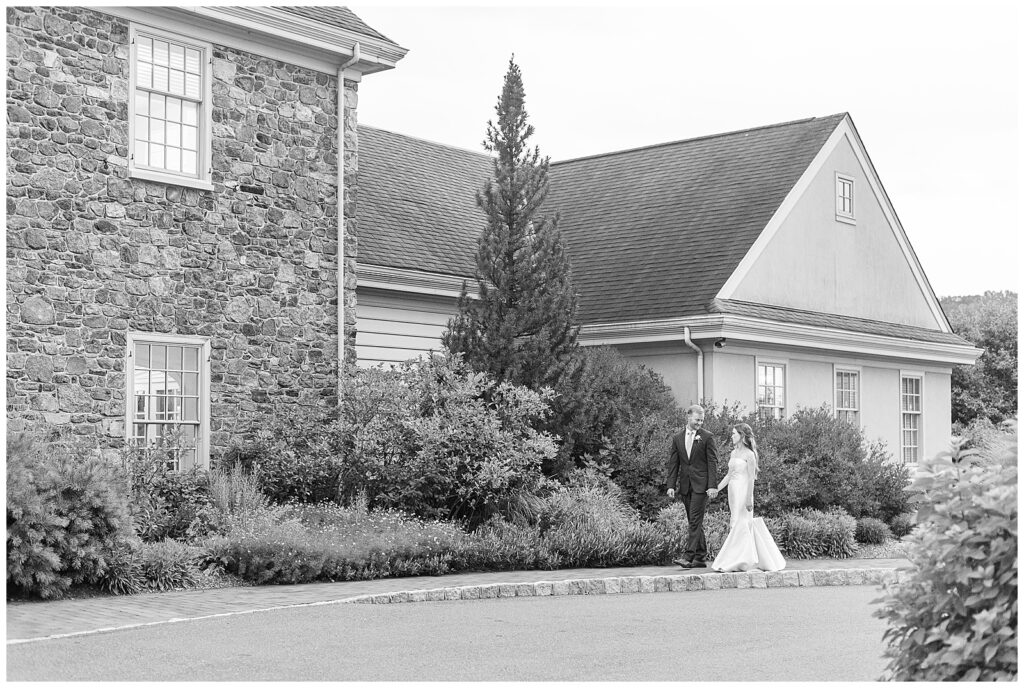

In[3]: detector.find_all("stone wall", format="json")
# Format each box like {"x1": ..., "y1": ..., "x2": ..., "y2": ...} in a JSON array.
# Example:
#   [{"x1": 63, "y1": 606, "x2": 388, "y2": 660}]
[{"x1": 6, "y1": 6, "x2": 359, "y2": 458}]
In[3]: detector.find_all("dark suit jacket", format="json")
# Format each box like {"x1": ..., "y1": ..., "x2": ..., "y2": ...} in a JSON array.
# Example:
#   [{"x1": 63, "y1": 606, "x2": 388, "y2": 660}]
[{"x1": 666, "y1": 428, "x2": 719, "y2": 495}]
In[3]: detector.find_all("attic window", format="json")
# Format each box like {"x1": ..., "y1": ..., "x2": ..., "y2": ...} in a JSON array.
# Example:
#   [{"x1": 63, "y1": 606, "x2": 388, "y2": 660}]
[{"x1": 835, "y1": 173, "x2": 855, "y2": 224}]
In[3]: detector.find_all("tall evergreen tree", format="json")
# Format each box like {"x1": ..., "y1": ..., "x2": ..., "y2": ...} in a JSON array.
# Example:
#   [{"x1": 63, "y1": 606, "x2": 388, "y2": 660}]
[{"x1": 443, "y1": 57, "x2": 578, "y2": 391}]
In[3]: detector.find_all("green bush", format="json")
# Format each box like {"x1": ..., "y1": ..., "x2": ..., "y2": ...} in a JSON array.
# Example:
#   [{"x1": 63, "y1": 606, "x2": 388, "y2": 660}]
[
  {"x1": 773, "y1": 507, "x2": 857, "y2": 559},
  {"x1": 7, "y1": 433, "x2": 135, "y2": 599},
  {"x1": 222, "y1": 404, "x2": 342, "y2": 505},
  {"x1": 123, "y1": 442, "x2": 219, "y2": 543},
  {"x1": 536, "y1": 476, "x2": 670, "y2": 567},
  {"x1": 855, "y1": 517, "x2": 892, "y2": 544},
  {"x1": 548, "y1": 346, "x2": 683, "y2": 477},
  {"x1": 874, "y1": 426, "x2": 1017, "y2": 680},
  {"x1": 339, "y1": 354, "x2": 556, "y2": 526},
  {"x1": 138, "y1": 539, "x2": 203, "y2": 591},
  {"x1": 887, "y1": 512, "x2": 916, "y2": 539},
  {"x1": 701, "y1": 403, "x2": 911, "y2": 521},
  {"x1": 99, "y1": 541, "x2": 144, "y2": 596}
]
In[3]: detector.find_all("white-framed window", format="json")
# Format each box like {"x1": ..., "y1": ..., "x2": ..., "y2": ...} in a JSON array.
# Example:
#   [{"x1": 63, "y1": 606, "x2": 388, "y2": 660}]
[
  {"x1": 900, "y1": 374, "x2": 923, "y2": 464},
  {"x1": 757, "y1": 361, "x2": 787, "y2": 420},
  {"x1": 836, "y1": 172, "x2": 855, "y2": 224},
  {"x1": 834, "y1": 368, "x2": 860, "y2": 425},
  {"x1": 129, "y1": 23, "x2": 213, "y2": 190},
  {"x1": 125, "y1": 332, "x2": 211, "y2": 471}
]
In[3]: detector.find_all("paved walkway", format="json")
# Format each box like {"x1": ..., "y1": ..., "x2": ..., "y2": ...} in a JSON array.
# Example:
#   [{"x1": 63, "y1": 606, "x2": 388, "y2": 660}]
[{"x1": 7, "y1": 557, "x2": 910, "y2": 644}]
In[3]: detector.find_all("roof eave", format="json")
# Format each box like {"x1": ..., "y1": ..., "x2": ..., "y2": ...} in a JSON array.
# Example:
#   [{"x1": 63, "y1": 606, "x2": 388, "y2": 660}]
[{"x1": 579, "y1": 314, "x2": 983, "y2": 366}]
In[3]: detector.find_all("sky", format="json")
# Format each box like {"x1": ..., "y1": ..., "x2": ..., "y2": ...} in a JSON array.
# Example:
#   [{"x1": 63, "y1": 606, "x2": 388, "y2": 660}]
[{"x1": 351, "y1": 1, "x2": 1020, "y2": 298}]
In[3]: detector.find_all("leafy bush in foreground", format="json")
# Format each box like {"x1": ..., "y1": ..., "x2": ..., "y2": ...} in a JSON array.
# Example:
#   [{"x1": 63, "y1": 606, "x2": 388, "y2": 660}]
[
  {"x1": 7, "y1": 433, "x2": 135, "y2": 599},
  {"x1": 874, "y1": 427, "x2": 1017, "y2": 681}
]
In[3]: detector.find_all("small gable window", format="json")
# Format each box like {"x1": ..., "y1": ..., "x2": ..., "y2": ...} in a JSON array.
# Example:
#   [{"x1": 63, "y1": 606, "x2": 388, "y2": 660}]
[{"x1": 835, "y1": 173, "x2": 855, "y2": 224}]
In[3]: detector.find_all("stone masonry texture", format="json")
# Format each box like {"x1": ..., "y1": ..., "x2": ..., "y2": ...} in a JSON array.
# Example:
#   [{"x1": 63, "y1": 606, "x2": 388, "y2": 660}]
[{"x1": 6, "y1": 7, "x2": 360, "y2": 458}]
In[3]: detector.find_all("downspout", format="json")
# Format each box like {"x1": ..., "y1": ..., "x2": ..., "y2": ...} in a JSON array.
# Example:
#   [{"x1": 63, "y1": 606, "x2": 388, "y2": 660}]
[
  {"x1": 337, "y1": 43, "x2": 361, "y2": 403},
  {"x1": 683, "y1": 326, "x2": 704, "y2": 404}
]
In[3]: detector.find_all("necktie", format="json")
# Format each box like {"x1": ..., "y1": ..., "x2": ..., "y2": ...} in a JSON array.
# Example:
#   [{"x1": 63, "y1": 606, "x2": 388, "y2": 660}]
[{"x1": 686, "y1": 430, "x2": 694, "y2": 455}]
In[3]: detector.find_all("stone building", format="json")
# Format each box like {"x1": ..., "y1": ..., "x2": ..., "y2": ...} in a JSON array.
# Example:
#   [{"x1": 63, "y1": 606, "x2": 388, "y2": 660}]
[{"x1": 6, "y1": 6, "x2": 406, "y2": 467}]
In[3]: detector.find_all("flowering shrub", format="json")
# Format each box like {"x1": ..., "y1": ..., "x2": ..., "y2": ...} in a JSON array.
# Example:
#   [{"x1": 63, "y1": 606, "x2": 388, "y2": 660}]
[
  {"x1": 874, "y1": 427, "x2": 1017, "y2": 681},
  {"x1": 339, "y1": 354, "x2": 556, "y2": 526},
  {"x1": 7, "y1": 433, "x2": 135, "y2": 599}
]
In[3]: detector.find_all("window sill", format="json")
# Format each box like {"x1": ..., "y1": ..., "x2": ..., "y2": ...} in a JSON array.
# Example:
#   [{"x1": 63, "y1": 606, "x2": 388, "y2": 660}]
[
  {"x1": 835, "y1": 214, "x2": 856, "y2": 226},
  {"x1": 129, "y1": 167, "x2": 214, "y2": 192}
]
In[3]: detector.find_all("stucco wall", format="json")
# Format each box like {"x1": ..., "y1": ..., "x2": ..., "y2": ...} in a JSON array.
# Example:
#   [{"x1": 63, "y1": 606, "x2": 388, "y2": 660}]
[
  {"x1": 614, "y1": 342, "x2": 700, "y2": 406},
  {"x1": 6, "y1": 7, "x2": 358, "y2": 458},
  {"x1": 730, "y1": 133, "x2": 939, "y2": 329},
  {"x1": 626, "y1": 341, "x2": 953, "y2": 465}
]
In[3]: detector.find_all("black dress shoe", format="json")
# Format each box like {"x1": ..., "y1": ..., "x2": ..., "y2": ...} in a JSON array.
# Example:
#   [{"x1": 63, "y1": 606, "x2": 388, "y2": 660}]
[
  {"x1": 690, "y1": 560, "x2": 708, "y2": 568},
  {"x1": 673, "y1": 558, "x2": 695, "y2": 568}
]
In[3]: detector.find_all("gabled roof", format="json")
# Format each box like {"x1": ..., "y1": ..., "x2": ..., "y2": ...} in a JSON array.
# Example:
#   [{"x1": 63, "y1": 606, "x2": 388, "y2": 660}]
[
  {"x1": 357, "y1": 125, "x2": 491, "y2": 279},
  {"x1": 275, "y1": 6, "x2": 400, "y2": 47},
  {"x1": 547, "y1": 114, "x2": 847, "y2": 323},
  {"x1": 358, "y1": 115, "x2": 848, "y2": 323}
]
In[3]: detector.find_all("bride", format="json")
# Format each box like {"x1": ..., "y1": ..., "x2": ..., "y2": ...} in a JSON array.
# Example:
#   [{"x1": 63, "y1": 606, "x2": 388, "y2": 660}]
[{"x1": 707, "y1": 423, "x2": 785, "y2": 572}]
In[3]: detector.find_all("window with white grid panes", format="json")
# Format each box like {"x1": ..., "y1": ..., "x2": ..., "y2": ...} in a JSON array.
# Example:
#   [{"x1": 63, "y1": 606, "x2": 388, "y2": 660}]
[
  {"x1": 132, "y1": 28, "x2": 205, "y2": 179},
  {"x1": 757, "y1": 363, "x2": 786, "y2": 420},
  {"x1": 131, "y1": 340, "x2": 203, "y2": 471},
  {"x1": 836, "y1": 173, "x2": 855, "y2": 222},
  {"x1": 900, "y1": 376, "x2": 922, "y2": 464},
  {"x1": 835, "y1": 370, "x2": 860, "y2": 424}
]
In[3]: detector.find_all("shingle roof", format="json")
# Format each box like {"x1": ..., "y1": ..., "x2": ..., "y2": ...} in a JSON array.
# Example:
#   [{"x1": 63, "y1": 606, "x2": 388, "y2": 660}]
[
  {"x1": 360, "y1": 115, "x2": 961, "y2": 339},
  {"x1": 357, "y1": 125, "x2": 491, "y2": 278},
  {"x1": 709, "y1": 299, "x2": 974, "y2": 346},
  {"x1": 275, "y1": 6, "x2": 400, "y2": 47},
  {"x1": 547, "y1": 114, "x2": 847, "y2": 323}
]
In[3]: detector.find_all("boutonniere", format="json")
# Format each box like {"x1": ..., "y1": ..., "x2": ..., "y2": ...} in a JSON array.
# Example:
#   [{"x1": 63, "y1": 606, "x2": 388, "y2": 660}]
[{"x1": 694, "y1": 435, "x2": 702, "y2": 442}]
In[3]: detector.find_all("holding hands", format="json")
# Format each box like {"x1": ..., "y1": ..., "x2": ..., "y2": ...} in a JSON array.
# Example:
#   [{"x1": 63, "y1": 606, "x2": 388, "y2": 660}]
[{"x1": 707, "y1": 488, "x2": 719, "y2": 499}]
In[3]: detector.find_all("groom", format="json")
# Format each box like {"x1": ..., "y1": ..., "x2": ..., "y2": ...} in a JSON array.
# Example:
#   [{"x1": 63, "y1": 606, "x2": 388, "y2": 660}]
[{"x1": 666, "y1": 404, "x2": 719, "y2": 568}]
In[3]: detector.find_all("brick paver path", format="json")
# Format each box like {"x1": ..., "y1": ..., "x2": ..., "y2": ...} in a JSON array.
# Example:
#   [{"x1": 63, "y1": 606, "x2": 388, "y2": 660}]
[{"x1": 7, "y1": 557, "x2": 909, "y2": 643}]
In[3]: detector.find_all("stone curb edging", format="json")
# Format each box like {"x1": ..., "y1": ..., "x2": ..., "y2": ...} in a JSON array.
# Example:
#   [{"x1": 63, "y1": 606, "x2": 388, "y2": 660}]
[{"x1": 343, "y1": 567, "x2": 909, "y2": 605}]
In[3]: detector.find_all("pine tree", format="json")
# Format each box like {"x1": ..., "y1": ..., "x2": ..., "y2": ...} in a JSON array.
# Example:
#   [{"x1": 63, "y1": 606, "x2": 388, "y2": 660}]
[{"x1": 443, "y1": 57, "x2": 578, "y2": 391}]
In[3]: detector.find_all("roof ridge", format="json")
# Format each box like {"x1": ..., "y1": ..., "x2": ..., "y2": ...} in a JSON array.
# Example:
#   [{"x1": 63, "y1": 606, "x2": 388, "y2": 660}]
[
  {"x1": 551, "y1": 113, "x2": 849, "y2": 167},
  {"x1": 358, "y1": 124, "x2": 494, "y2": 161}
]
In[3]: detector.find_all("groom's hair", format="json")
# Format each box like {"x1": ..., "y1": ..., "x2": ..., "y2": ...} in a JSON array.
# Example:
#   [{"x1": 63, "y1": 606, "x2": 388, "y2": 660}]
[{"x1": 685, "y1": 404, "x2": 704, "y2": 417}]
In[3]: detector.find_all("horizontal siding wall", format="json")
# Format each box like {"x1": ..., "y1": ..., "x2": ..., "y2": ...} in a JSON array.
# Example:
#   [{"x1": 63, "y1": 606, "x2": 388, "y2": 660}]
[{"x1": 354, "y1": 287, "x2": 459, "y2": 367}]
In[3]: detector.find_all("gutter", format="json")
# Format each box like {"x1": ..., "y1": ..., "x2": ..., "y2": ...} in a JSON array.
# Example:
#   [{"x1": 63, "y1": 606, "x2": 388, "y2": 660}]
[
  {"x1": 337, "y1": 43, "x2": 361, "y2": 402},
  {"x1": 683, "y1": 326, "x2": 704, "y2": 404}
]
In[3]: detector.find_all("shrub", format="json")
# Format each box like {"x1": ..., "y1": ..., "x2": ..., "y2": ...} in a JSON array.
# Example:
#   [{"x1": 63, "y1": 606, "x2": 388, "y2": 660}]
[
  {"x1": 338, "y1": 354, "x2": 556, "y2": 526},
  {"x1": 548, "y1": 346, "x2": 683, "y2": 475},
  {"x1": 138, "y1": 539, "x2": 203, "y2": 591},
  {"x1": 7, "y1": 433, "x2": 135, "y2": 599},
  {"x1": 874, "y1": 426, "x2": 1017, "y2": 680},
  {"x1": 123, "y1": 441, "x2": 219, "y2": 543},
  {"x1": 855, "y1": 517, "x2": 892, "y2": 544},
  {"x1": 99, "y1": 541, "x2": 144, "y2": 596},
  {"x1": 702, "y1": 403, "x2": 911, "y2": 521},
  {"x1": 773, "y1": 507, "x2": 857, "y2": 559},
  {"x1": 222, "y1": 404, "x2": 342, "y2": 505},
  {"x1": 887, "y1": 512, "x2": 916, "y2": 539}
]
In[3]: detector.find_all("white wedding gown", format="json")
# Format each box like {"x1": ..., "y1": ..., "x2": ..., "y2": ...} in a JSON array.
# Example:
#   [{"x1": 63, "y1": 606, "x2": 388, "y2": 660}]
[{"x1": 711, "y1": 453, "x2": 786, "y2": 572}]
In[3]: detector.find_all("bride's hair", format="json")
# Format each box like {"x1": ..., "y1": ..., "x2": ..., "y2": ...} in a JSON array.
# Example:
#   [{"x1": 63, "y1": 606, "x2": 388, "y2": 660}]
[{"x1": 732, "y1": 423, "x2": 759, "y2": 479}]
